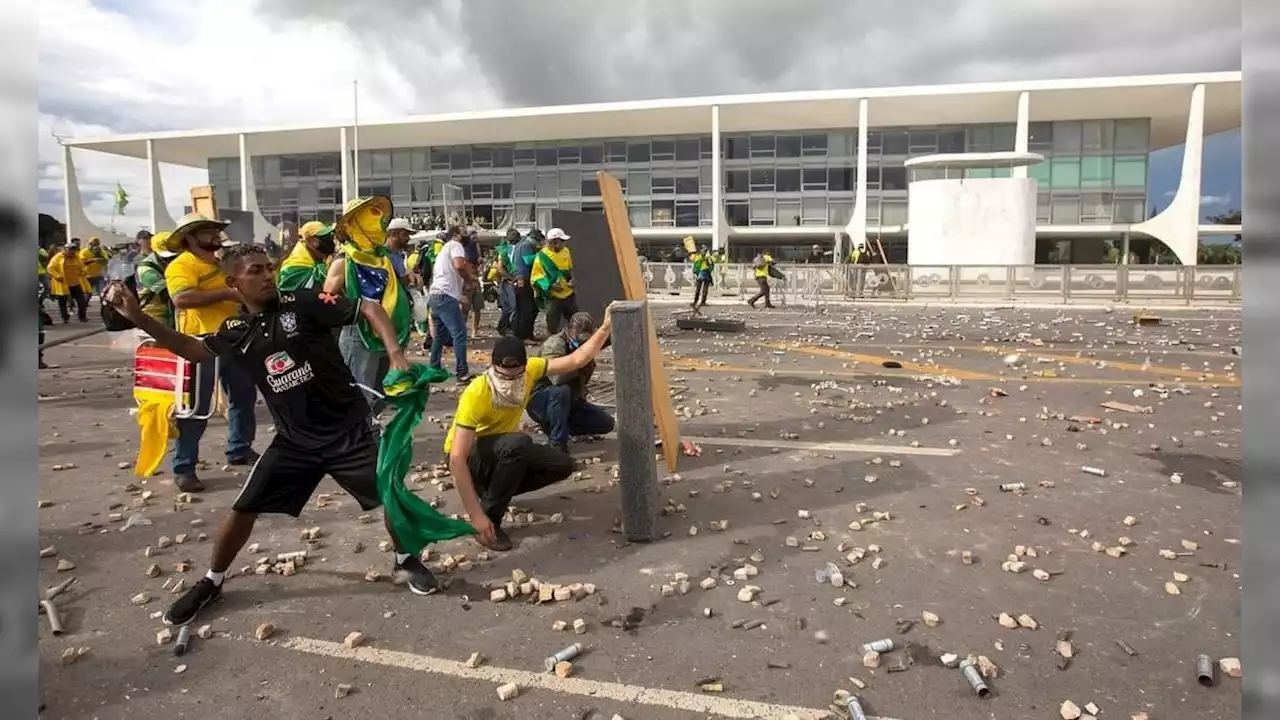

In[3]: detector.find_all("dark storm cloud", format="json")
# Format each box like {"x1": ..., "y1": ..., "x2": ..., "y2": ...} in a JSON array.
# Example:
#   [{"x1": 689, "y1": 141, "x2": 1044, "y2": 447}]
[{"x1": 254, "y1": 0, "x2": 1240, "y2": 111}]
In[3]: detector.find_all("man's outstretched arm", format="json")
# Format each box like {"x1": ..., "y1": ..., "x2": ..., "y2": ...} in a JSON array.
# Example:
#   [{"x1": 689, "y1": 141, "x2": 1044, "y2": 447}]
[{"x1": 105, "y1": 282, "x2": 213, "y2": 363}]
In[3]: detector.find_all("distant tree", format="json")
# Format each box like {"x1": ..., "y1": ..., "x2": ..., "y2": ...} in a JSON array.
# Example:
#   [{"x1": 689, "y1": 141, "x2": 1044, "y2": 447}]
[
  {"x1": 1197, "y1": 243, "x2": 1241, "y2": 265},
  {"x1": 38, "y1": 213, "x2": 66, "y2": 248},
  {"x1": 1206, "y1": 209, "x2": 1242, "y2": 242}
]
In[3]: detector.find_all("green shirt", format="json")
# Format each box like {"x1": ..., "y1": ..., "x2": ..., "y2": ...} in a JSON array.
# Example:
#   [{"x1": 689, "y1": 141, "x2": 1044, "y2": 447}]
[{"x1": 135, "y1": 253, "x2": 175, "y2": 328}]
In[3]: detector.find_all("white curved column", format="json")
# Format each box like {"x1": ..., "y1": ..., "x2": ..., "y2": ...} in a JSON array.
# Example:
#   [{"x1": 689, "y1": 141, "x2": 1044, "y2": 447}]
[
  {"x1": 238, "y1": 133, "x2": 280, "y2": 243},
  {"x1": 1133, "y1": 83, "x2": 1204, "y2": 265},
  {"x1": 61, "y1": 144, "x2": 130, "y2": 245},
  {"x1": 146, "y1": 139, "x2": 178, "y2": 232},
  {"x1": 710, "y1": 104, "x2": 725, "y2": 252},
  {"x1": 840, "y1": 98, "x2": 870, "y2": 259},
  {"x1": 1013, "y1": 92, "x2": 1030, "y2": 179}
]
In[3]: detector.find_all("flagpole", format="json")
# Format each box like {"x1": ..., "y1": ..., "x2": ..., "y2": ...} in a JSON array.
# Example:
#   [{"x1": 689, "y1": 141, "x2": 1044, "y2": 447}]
[{"x1": 353, "y1": 79, "x2": 360, "y2": 198}]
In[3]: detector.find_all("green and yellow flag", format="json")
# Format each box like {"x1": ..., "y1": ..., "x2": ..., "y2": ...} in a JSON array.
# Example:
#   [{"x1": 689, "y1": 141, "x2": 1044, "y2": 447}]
[{"x1": 114, "y1": 183, "x2": 129, "y2": 214}]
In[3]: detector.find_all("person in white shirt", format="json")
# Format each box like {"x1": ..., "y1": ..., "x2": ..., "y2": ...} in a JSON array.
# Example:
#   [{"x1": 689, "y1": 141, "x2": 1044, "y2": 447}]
[{"x1": 427, "y1": 225, "x2": 474, "y2": 381}]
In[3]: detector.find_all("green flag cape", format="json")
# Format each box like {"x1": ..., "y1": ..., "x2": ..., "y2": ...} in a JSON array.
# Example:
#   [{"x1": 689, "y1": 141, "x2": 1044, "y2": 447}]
[
  {"x1": 531, "y1": 250, "x2": 565, "y2": 310},
  {"x1": 343, "y1": 244, "x2": 413, "y2": 353},
  {"x1": 378, "y1": 364, "x2": 476, "y2": 554}
]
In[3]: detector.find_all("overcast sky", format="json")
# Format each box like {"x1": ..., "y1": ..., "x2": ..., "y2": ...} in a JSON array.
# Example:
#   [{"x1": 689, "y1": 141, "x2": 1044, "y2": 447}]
[{"x1": 38, "y1": 0, "x2": 1242, "y2": 235}]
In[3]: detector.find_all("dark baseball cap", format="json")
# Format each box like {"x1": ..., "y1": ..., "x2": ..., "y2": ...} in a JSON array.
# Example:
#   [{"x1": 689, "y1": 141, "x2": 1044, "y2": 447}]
[{"x1": 492, "y1": 336, "x2": 528, "y2": 370}]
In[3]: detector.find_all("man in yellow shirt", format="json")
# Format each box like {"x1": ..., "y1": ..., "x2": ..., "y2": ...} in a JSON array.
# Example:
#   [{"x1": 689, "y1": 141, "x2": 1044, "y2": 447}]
[
  {"x1": 748, "y1": 250, "x2": 777, "y2": 309},
  {"x1": 530, "y1": 227, "x2": 577, "y2": 334},
  {"x1": 445, "y1": 309, "x2": 613, "y2": 551},
  {"x1": 47, "y1": 243, "x2": 89, "y2": 322},
  {"x1": 163, "y1": 213, "x2": 259, "y2": 492},
  {"x1": 79, "y1": 237, "x2": 110, "y2": 297}
]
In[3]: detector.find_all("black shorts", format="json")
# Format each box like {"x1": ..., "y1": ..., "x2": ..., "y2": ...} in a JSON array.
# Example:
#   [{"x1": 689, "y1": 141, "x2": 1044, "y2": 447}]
[{"x1": 232, "y1": 421, "x2": 381, "y2": 517}]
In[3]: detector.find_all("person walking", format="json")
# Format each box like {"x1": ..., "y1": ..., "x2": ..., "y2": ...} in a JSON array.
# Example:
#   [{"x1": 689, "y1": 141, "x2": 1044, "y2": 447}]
[
  {"x1": 689, "y1": 242, "x2": 715, "y2": 310},
  {"x1": 510, "y1": 228, "x2": 542, "y2": 342},
  {"x1": 48, "y1": 244, "x2": 89, "y2": 323},
  {"x1": 747, "y1": 250, "x2": 776, "y2": 309},
  {"x1": 426, "y1": 225, "x2": 473, "y2": 381}
]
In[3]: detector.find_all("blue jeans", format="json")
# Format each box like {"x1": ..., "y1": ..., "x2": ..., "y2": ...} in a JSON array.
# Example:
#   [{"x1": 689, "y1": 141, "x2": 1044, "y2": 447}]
[
  {"x1": 429, "y1": 293, "x2": 469, "y2": 376},
  {"x1": 339, "y1": 325, "x2": 390, "y2": 416},
  {"x1": 526, "y1": 384, "x2": 615, "y2": 447},
  {"x1": 172, "y1": 358, "x2": 258, "y2": 476},
  {"x1": 497, "y1": 283, "x2": 516, "y2": 334}
]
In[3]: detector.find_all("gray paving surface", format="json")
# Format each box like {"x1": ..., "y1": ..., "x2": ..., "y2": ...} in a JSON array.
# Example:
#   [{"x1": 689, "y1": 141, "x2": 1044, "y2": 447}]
[{"x1": 38, "y1": 305, "x2": 1241, "y2": 719}]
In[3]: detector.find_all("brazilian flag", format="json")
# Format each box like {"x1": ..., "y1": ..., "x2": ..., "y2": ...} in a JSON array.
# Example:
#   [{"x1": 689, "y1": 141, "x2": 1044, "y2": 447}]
[
  {"x1": 530, "y1": 250, "x2": 567, "y2": 310},
  {"x1": 277, "y1": 242, "x2": 327, "y2": 291},
  {"x1": 378, "y1": 364, "x2": 476, "y2": 554},
  {"x1": 343, "y1": 244, "x2": 413, "y2": 352}
]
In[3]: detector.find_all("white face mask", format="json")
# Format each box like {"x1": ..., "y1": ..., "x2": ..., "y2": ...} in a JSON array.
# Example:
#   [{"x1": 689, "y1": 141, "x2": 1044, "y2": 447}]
[{"x1": 485, "y1": 367, "x2": 526, "y2": 408}]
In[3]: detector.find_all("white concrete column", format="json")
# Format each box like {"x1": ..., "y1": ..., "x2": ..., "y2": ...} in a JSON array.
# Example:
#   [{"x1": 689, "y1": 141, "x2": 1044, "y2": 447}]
[
  {"x1": 238, "y1": 134, "x2": 250, "y2": 211},
  {"x1": 841, "y1": 98, "x2": 870, "y2": 260},
  {"x1": 710, "y1": 105, "x2": 723, "y2": 252},
  {"x1": 1013, "y1": 91, "x2": 1030, "y2": 178},
  {"x1": 1133, "y1": 83, "x2": 1205, "y2": 265},
  {"x1": 146, "y1": 139, "x2": 177, "y2": 231},
  {"x1": 62, "y1": 144, "x2": 74, "y2": 239},
  {"x1": 339, "y1": 127, "x2": 352, "y2": 206}
]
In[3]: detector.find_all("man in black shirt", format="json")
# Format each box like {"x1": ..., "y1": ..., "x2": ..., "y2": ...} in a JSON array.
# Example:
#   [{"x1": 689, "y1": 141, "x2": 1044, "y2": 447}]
[{"x1": 105, "y1": 245, "x2": 446, "y2": 627}]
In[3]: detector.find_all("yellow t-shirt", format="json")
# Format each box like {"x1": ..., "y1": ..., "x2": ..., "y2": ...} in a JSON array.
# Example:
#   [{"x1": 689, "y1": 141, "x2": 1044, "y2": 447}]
[
  {"x1": 79, "y1": 247, "x2": 108, "y2": 278},
  {"x1": 754, "y1": 253, "x2": 774, "y2": 278},
  {"x1": 444, "y1": 357, "x2": 549, "y2": 454},
  {"x1": 164, "y1": 252, "x2": 240, "y2": 335}
]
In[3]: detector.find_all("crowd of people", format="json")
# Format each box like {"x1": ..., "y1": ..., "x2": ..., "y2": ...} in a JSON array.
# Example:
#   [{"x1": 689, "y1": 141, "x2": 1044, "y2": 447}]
[{"x1": 48, "y1": 195, "x2": 618, "y2": 628}]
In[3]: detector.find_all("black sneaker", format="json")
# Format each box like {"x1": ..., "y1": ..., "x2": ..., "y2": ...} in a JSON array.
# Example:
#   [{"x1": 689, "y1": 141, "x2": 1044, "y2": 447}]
[
  {"x1": 395, "y1": 555, "x2": 439, "y2": 596},
  {"x1": 227, "y1": 448, "x2": 261, "y2": 466},
  {"x1": 163, "y1": 577, "x2": 222, "y2": 626},
  {"x1": 174, "y1": 473, "x2": 205, "y2": 492},
  {"x1": 551, "y1": 442, "x2": 570, "y2": 455},
  {"x1": 455, "y1": 373, "x2": 474, "y2": 384}
]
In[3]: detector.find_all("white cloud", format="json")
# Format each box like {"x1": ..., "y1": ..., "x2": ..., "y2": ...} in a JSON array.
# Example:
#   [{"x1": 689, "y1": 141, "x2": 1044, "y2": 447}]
[
  {"x1": 1199, "y1": 194, "x2": 1231, "y2": 206},
  {"x1": 37, "y1": 0, "x2": 499, "y2": 236}
]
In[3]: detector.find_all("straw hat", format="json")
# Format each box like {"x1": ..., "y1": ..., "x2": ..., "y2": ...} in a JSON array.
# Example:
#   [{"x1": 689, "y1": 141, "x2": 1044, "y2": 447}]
[
  {"x1": 334, "y1": 196, "x2": 392, "y2": 241},
  {"x1": 171, "y1": 212, "x2": 230, "y2": 246},
  {"x1": 151, "y1": 231, "x2": 178, "y2": 258}
]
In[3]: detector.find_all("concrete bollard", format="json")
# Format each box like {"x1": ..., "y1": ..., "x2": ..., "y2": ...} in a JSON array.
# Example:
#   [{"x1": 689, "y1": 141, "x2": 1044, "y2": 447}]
[{"x1": 609, "y1": 301, "x2": 662, "y2": 542}]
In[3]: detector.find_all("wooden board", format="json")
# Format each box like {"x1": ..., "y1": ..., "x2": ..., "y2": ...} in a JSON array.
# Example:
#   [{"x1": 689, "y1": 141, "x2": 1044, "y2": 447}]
[
  {"x1": 190, "y1": 186, "x2": 218, "y2": 219},
  {"x1": 551, "y1": 209, "x2": 622, "y2": 325},
  {"x1": 597, "y1": 171, "x2": 681, "y2": 473}
]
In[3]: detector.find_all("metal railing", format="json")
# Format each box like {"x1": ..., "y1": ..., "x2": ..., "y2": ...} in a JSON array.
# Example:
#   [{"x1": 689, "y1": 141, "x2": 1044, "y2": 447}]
[{"x1": 639, "y1": 262, "x2": 1241, "y2": 306}]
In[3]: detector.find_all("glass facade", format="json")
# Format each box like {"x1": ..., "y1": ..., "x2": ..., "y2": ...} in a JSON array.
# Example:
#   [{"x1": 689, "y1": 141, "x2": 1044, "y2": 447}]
[{"x1": 206, "y1": 119, "x2": 1150, "y2": 231}]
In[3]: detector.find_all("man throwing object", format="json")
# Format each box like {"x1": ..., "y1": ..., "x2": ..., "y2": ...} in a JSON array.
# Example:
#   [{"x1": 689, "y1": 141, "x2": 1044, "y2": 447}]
[
  {"x1": 446, "y1": 308, "x2": 614, "y2": 551},
  {"x1": 106, "y1": 245, "x2": 446, "y2": 627},
  {"x1": 527, "y1": 312, "x2": 615, "y2": 453}
]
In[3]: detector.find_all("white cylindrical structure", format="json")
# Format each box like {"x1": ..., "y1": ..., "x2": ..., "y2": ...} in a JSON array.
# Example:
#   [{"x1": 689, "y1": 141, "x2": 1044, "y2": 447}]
[{"x1": 907, "y1": 177, "x2": 1036, "y2": 266}]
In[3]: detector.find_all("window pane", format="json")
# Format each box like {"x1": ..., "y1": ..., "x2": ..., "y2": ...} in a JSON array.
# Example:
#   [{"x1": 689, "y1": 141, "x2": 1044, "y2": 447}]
[
  {"x1": 966, "y1": 167, "x2": 993, "y2": 179},
  {"x1": 493, "y1": 147, "x2": 514, "y2": 167},
  {"x1": 450, "y1": 149, "x2": 470, "y2": 170},
  {"x1": 1052, "y1": 122, "x2": 1082, "y2": 154},
  {"x1": 470, "y1": 147, "x2": 492, "y2": 168},
  {"x1": 1114, "y1": 156, "x2": 1147, "y2": 187},
  {"x1": 651, "y1": 176, "x2": 675, "y2": 195},
  {"x1": 628, "y1": 201, "x2": 650, "y2": 226},
  {"x1": 513, "y1": 147, "x2": 536, "y2": 166},
  {"x1": 993, "y1": 123, "x2": 1016, "y2": 152},
  {"x1": 1080, "y1": 156, "x2": 1114, "y2": 187},
  {"x1": 1050, "y1": 157, "x2": 1081, "y2": 188},
  {"x1": 1114, "y1": 120, "x2": 1150, "y2": 152},
  {"x1": 802, "y1": 196, "x2": 827, "y2": 223},
  {"x1": 430, "y1": 149, "x2": 450, "y2": 168},
  {"x1": 605, "y1": 142, "x2": 628, "y2": 163},
  {"x1": 909, "y1": 129, "x2": 937, "y2": 151},
  {"x1": 829, "y1": 167, "x2": 853, "y2": 192},
  {"x1": 493, "y1": 182, "x2": 511, "y2": 199},
  {"x1": 828, "y1": 132, "x2": 854, "y2": 157},
  {"x1": 749, "y1": 135, "x2": 776, "y2": 158},
  {"x1": 1081, "y1": 120, "x2": 1113, "y2": 152},
  {"x1": 536, "y1": 173, "x2": 557, "y2": 196},
  {"x1": 801, "y1": 134, "x2": 828, "y2": 156},
  {"x1": 776, "y1": 135, "x2": 802, "y2": 158},
  {"x1": 828, "y1": 199, "x2": 853, "y2": 225},
  {"x1": 700, "y1": 134, "x2": 714, "y2": 158},
  {"x1": 628, "y1": 171, "x2": 650, "y2": 195},
  {"x1": 652, "y1": 199, "x2": 674, "y2": 226},
  {"x1": 675, "y1": 200, "x2": 699, "y2": 227},
  {"x1": 725, "y1": 169, "x2": 748, "y2": 193},
  {"x1": 1028, "y1": 122, "x2": 1053, "y2": 150},
  {"x1": 1080, "y1": 193, "x2": 1112, "y2": 223},
  {"x1": 558, "y1": 169, "x2": 580, "y2": 195},
  {"x1": 651, "y1": 140, "x2": 675, "y2": 160},
  {"x1": 514, "y1": 172, "x2": 534, "y2": 193},
  {"x1": 580, "y1": 144, "x2": 603, "y2": 164},
  {"x1": 581, "y1": 173, "x2": 601, "y2": 197},
  {"x1": 534, "y1": 147, "x2": 557, "y2": 166},
  {"x1": 749, "y1": 168, "x2": 775, "y2": 191},
  {"x1": 724, "y1": 136, "x2": 749, "y2": 159},
  {"x1": 627, "y1": 142, "x2": 650, "y2": 163},
  {"x1": 699, "y1": 164, "x2": 712, "y2": 191},
  {"x1": 1037, "y1": 192, "x2": 1051, "y2": 222},
  {"x1": 411, "y1": 150, "x2": 429, "y2": 173},
  {"x1": 882, "y1": 130, "x2": 908, "y2": 155},
  {"x1": 777, "y1": 200, "x2": 801, "y2": 226},
  {"x1": 750, "y1": 197, "x2": 774, "y2": 222},
  {"x1": 967, "y1": 125, "x2": 993, "y2": 152},
  {"x1": 882, "y1": 200, "x2": 908, "y2": 226},
  {"x1": 1029, "y1": 161, "x2": 1051, "y2": 186},
  {"x1": 938, "y1": 129, "x2": 966, "y2": 153},
  {"x1": 675, "y1": 177, "x2": 699, "y2": 194},
  {"x1": 725, "y1": 199, "x2": 749, "y2": 226},
  {"x1": 802, "y1": 168, "x2": 827, "y2": 190},
  {"x1": 1051, "y1": 196, "x2": 1080, "y2": 224},
  {"x1": 1114, "y1": 196, "x2": 1145, "y2": 223},
  {"x1": 471, "y1": 181, "x2": 493, "y2": 199},
  {"x1": 776, "y1": 168, "x2": 801, "y2": 192},
  {"x1": 882, "y1": 166, "x2": 907, "y2": 190},
  {"x1": 558, "y1": 146, "x2": 581, "y2": 165},
  {"x1": 675, "y1": 138, "x2": 699, "y2": 161}
]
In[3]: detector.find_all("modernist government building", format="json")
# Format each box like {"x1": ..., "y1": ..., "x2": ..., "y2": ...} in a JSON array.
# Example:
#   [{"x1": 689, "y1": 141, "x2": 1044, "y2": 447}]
[{"x1": 61, "y1": 71, "x2": 1240, "y2": 266}]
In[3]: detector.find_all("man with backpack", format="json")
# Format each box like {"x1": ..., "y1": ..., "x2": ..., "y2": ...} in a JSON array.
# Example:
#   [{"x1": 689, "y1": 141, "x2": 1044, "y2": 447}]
[{"x1": 135, "y1": 231, "x2": 179, "y2": 328}]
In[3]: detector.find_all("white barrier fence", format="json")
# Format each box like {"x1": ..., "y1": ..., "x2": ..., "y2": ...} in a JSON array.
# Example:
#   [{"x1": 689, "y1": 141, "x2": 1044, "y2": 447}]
[{"x1": 639, "y1": 263, "x2": 1241, "y2": 306}]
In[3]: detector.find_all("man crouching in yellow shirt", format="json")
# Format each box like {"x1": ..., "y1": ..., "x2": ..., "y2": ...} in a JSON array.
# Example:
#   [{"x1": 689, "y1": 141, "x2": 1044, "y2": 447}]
[{"x1": 445, "y1": 305, "x2": 614, "y2": 551}]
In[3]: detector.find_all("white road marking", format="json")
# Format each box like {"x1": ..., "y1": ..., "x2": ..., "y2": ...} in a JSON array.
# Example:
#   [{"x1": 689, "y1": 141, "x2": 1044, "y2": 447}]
[
  {"x1": 683, "y1": 435, "x2": 959, "y2": 457},
  {"x1": 273, "y1": 635, "x2": 898, "y2": 719}
]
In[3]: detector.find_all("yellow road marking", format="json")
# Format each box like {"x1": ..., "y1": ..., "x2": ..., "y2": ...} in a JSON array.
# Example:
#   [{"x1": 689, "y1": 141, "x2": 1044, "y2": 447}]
[
  {"x1": 754, "y1": 340, "x2": 1000, "y2": 381},
  {"x1": 978, "y1": 345, "x2": 1230, "y2": 380}
]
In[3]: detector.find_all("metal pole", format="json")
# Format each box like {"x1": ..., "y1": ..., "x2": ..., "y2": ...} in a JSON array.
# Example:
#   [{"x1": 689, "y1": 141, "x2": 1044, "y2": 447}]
[
  {"x1": 40, "y1": 326, "x2": 109, "y2": 350},
  {"x1": 353, "y1": 80, "x2": 360, "y2": 196}
]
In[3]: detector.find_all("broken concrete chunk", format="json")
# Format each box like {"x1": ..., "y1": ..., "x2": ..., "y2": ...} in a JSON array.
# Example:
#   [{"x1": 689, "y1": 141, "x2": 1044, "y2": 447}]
[
  {"x1": 156, "y1": 628, "x2": 174, "y2": 645},
  {"x1": 496, "y1": 682, "x2": 519, "y2": 701},
  {"x1": 737, "y1": 586, "x2": 761, "y2": 602},
  {"x1": 343, "y1": 631, "x2": 365, "y2": 649},
  {"x1": 130, "y1": 592, "x2": 151, "y2": 606},
  {"x1": 1016, "y1": 613, "x2": 1039, "y2": 630},
  {"x1": 1061, "y1": 700, "x2": 1082, "y2": 720},
  {"x1": 1181, "y1": 539, "x2": 1199, "y2": 551},
  {"x1": 1173, "y1": 572, "x2": 1190, "y2": 583},
  {"x1": 862, "y1": 651, "x2": 881, "y2": 669},
  {"x1": 465, "y1": 651, "x2": 483, "y2": 668},
  {"x1": 254, "y1": 621, "x2": 276, "y2": 641},
  {"x1": 39, "y1": 546, "x2": 57, "y2": 558},
  {"x1": 573, "y1": 618, "x2": 587, "y2": 635},
  {"x1": 554, "y1": 660, "x2": 573, "y2": 678},
  {"x1": 1164, "y1": 582, "x2": 1182, "y2": 596},
  {"x1": 157, "y1": 536, "x2": 172, "y2": 549},
  {"x1": 700, "y1": 577, "x2": 718, "y2": 590},
  {"x1": 998, "y1": 612, "x2": 1018, "y2": 629},
  {"x1": 551, "y1": 620, "x2": 568, "y2": 631},
  {"x1": 1056, "y1": 640, "x2": 1075, "y2": 658},
  {"x1": 490, "y1": 588, "x2": 508, "y2": 602},
  {"x1": 921, "y1": 611, "x2": 940, "y2": 628},
  {"x1": 55, "y1": 558, "x2": 76, "y2": 572},
  {"x1": 1219, "y1": 657, "x2": 1242, "y2": 678},
  {"x1": 334, "y1": 683, "x2": 353, "y2": 699},
  {"x1": 196, "y1": 624, "x2": 213, "y2": 639}
]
